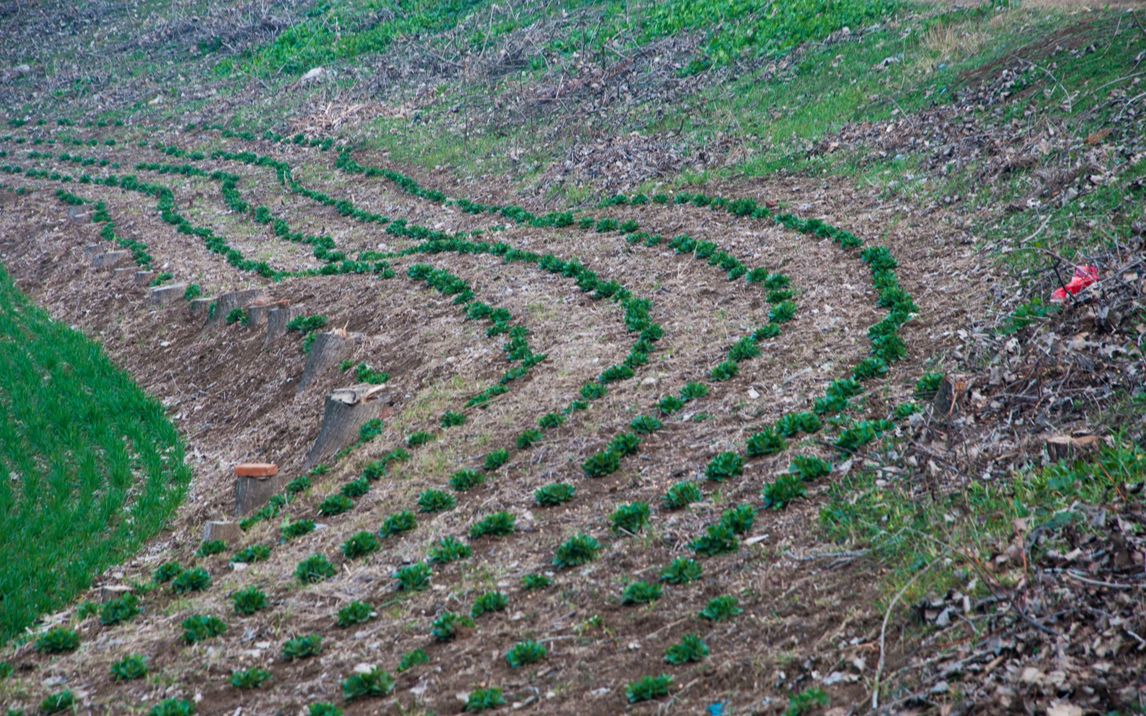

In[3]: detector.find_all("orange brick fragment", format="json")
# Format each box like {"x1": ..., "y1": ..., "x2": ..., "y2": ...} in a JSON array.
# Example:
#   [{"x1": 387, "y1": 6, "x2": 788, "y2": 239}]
[{"x1": 235, "y1": 463, "x2": 278, "y2": 478}]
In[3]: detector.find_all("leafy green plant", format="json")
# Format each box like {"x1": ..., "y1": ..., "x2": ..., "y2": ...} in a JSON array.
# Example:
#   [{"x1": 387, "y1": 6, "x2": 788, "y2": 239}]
[
  {"x1": 231, "y1": 667, "x2": 271, "y2": 689},
  {"x1": 699, "y1": 595, "x2": 742, "y2": 622},
  {"x1": 282, "y1": 519, "x2": 316, "y2": 540},
  {"x1": 380, "y1": 511, "x2": 416, "y2": 538},
  {"x1": 407, "y1": 431, "x2": 435, "y2": 447},
  {"x1": 286, "y1": 314, "x2": 328, "y2": 333},
  {"x1": 339, "y1": 531, "x2": 378, "y2": 560},
  {"x1": 691, "y1": 519, "x2": 740, "y2": 556},
  {"x1": 450, "y1": 468, "x2": 485, "y2": 492},
  {"x1": 719, "y1": 505, "x2": 757, "y2": 535},
  {"x1": 358, "y1": 418, "x2": 384, "y2": 442},
  {"x1": 553, "y1": 534, "x2": 601, "y2": 569},
  {"x1": 705, "y1": 451, "x2": 744, "y2": 482},
  {"x1": 336, "y1": 601, "x2": 375, "y2": 628},
  {"x1": 483, "y1": 449, "x2": 510, "y2": 471},
  {"x1": 535, "y1": 482, "x2": 576, "y2": 507},
  {"x1": 283, "y1": 634, "x2": 322, "y2": 660},
  {"x1": 470, "y1": 512, "x2": 516, "y2": 539},
  {"x1": 398, "y1": 648, "x2": 429, "y2": 672},
  {"x1": 428, "y1": 536, "x2": 472, "y2": 564},
  {"x1": 465, "y1": 688, "x2": 506, "y2": 712},
  {"x1": 232, "y1": 586, "x2": 268, "y2": 616},
  {"x1": 621, "y1": 581, "x2": 662, "y2": 605},
  {"x1": 353, "y1": 363, "x2": 389, "y2": 384},
  {"x1": 171, "y1": 568, "x2": 211, "y2": 594},
  {"x1": 915, "y1": 372, "x2": 944, "y2": 400},
  {"x1": 36, "y1": 627, "x2": 80, "y2": 654},
  {"x1": 182, "y1": 614, "x2": 227, "y2": 644},
  {"x1": 506, "y1": 639, "x2": 547, "y2": 669},
  {"x1": 111, "y1": 654, "x2": 148, "y2": 681},
  {"x1": 183, "y1": 284, "x2": 202, "y2": 300},
  {"x1": 394, "y1": 563, "x2": 431, "y2": 591},
  {"x1": 441, "y1": 411, "x2": 467, "y2": 428},
  {"x1": 626, "y1": 675, "x2": 673, "y2": 703},
  {"x1": 307, "y1": 704, "x2": 342, "y2": 716},
  {"x1": 153, "y1": 562, "x2": 182, "y2": 583},
  {"x1": 40, "y1": 691, "x2": 75, "y2": 714},
  {"x1": 516, "y1": 429, "x2": 543, "y2": 449},
  {"x1": 786, "y1": 687, "x2": 829, "y2": 716},
  {"x1": 231, "y1": 545, "x2": 271, "y2": 563},
  {"x1": 342, "y1": 667, "x2": 395, "y2": 701},
  {"x1": 538, "y1": 412, "x2": 565, "y2": 430},
  {"x1": 417, "y1": 488, "x2": 456, "y2": 513},
  {"x1": 471, "y1": 591, "x2": 509, "y2": 618},
  {"x1": 225, "y1": 308, "x2": 249, "y2": 326},
  {"x1": 662, "y1": 481, "x2": 703, "y2": 510},
  {"x1": 150, "y1": 699, "x2": 195, "y2": 716},
  {"x1": 295, "y1": 554, "x2": 336, "y2": 584},
  {"x1": 852, "y1": 356, "x2": 889, "y2": 381},
  {"x1": 610, "y1": 502, "x2": 650, "y2": 534},
  {"x1": 522, "y1": 573, "x2": 551, "y2": 590},
  {"x1": 196, "y1": 539, "x2": 226, "y2": 557},
  {"x1": 665, "y1": 634, "x2": 709, "y2": 665},
  {"x1": 340, "y1": 478, "x2": 370, "y2": 499},
  {"x1": 775, "y1": 412, "x2": 822, "y2": 438},
  {"x1": 431, "y1": 611, "x2": 474, "y2": 641},
  {"x1": 630, "y1": 415, "x2": 663, "y2": 434},
  {"x1": 582, "y1": 449, "x2": 621, "y2": 478},
  {"x1": 318, "y1": 494, "x2": 354, "y2": 516},
  {"x1": 746, "y1": 428, "x2": 786, "y2": 457},
  {"x1": 763, "y1": 474, "x2": 807, "y2": 509},
  {"x1": 660, "y1": 558, "x2": 703, "y2": 585},
  {"x1": 608, "y1": 433, "x2": 642, "y2": 456},
  {"x1": 791, "y1": 455, "x2": 831, "y2": 481},
  {"x1": 710, "y1": 360, "x2": 739, "y2": 382},
  {"x1": 658, "y1": 395, "x2": 686, "y2": 415},
  {"x1": 99, "y1": 593, "x2": 140, "y2": 626},
  {"x1": 580, "y1": 382, "x2": 607, "y2": 400}
]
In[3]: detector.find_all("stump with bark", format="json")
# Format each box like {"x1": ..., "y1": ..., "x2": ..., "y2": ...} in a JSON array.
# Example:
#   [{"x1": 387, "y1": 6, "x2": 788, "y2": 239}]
[{"x1": 303, "y1": 384, "x2": 393, "y2": 469}]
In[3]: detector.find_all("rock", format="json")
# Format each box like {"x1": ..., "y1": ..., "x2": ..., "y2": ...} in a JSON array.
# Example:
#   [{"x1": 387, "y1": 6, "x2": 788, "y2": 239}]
[
  {"x1": 301, "y1": 67, "x2": 327, "y2": 83},
  {"x1": 203, "y1": 520, "x2": 242, "y2": 544}
]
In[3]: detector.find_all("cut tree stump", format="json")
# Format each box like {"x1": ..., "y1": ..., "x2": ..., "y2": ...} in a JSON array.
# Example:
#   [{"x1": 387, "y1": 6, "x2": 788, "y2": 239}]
[
  {"x1": 246, "y1": 299, "x2": 288, "y2": 327},
  {"x1": 148, "y1": 283, "x2": 187, "y2": 306},
  {"x1": 1046, "y1": 434, "x2": 1104, "y2": 462},
  {"x1": 234, "y1": 463, "x2": 283, "y2": 516},
  {"x1": 932, "y1": 376, "x2": 968, "y2": 418},
  {"x1": 303, "y1": 384, "x2": 393, "y2": 469},
  {"x1": 203, "y1": 520, "x2": 242, "y2": 544},
  {"x1": 189, "y1": 297, "x2": 214, "y2": 316},
  {"x1": 265, "y1": 305, "x2": 298, "y2": 345},
  {"x1": 99, "y1": 585, "x2": 133, "y2": 603},
  {"x1": 297, "y1": 330, "x2": 363, "y2": 393},
  {"x1": 208, "y1": 288, "x2": 266, "y2": 323},
  {"x1": 90, "y1": 250, "x2": 131, "y2": 269}
]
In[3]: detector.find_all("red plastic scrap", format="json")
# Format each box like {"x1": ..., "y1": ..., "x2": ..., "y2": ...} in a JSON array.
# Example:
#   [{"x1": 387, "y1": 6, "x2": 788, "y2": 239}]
[{"x1": 1051, "y1": 264, "x2": 1100, "y2": 302}]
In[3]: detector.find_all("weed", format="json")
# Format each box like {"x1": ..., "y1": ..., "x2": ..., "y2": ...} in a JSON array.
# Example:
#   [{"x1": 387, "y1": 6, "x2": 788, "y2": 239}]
[
  {"x1": 295, "y1": 554, "x2": 336, "y2": 584},
  {"x1": 407, "y1": 431, "x2": 435, "y2": 447},
  {"x1": 441, "y1": 411, "x2": 467, "y2": 428},
  {"x1": 283, "y1": 634, "x2": 322, "y2": 660},
  {"x1": 522, "y1": 573, "x2": 552, "y2": 590},
  {"x1": 183, "y1": 284, "x2": 202, "y2": 301},
  {"x1": 40, "y1": 691, "x2": 76, "y2": 714},
  {"x1": 431, "y1": 611, "x2": 474, "y2": 641},
  {"x1": 36, "y1": 627, "x2": 80, "y2": 654},
  {"x1": 342, "y1": 531, "x2": 380, "y2": 559},
  {"x1": 706, "y1": 452, "x2": 744, "y2": 482},
  {"x1": 665, "y1": 634, "x2": 709, "y2": 665},
  {"x1": 171, "y1": 568, "x2": 211, "y2": 594},
  {"x1": 150, "y1": 700, "x2": 195, "y2": 716},
  {"x1": 506, "y1": 640, "x2": 547, "y2": 668},
  {"x1": 111, "y1": 654, "x2": 148, "y2": 681},
  {"x1": 225, "y1": 308, "x2": 249, "y2": 326},
  {"x1": 342, "y1": 667, "x2": 395, "y2": 701},
  {"x1": 428, "y1": 536, "x2": 472, "y2": 565},
  {"x1": 465, "y1": 688, "x2": 506, "y2": 712},
  {"x1": 626, "y1": 675, "x2": 673, "y2": 703},
  {"x1": 380, "y1": 511, "x2": 417, "y2": 538},
  {"x1": 394, "y1": 563, "x2": 432, "y2": 591},
  {"x1": 182, "y1": 614, "x2": 227, "y2": 644},
  {"x1": 535, "y1": 482, "x2": 576, "y2": 507},
  {"x1": 353, "y1": 363, "x2": 389, "y2": 384},
  {"x1": 621, "y1": 581, "x2": 663, "y2": 605},
  {"x1": 553, "y1": 534, "x2": 601, "y2": 569},
  {"x1": 516, "y1": 429, "x2": 543, "y2": 449},
  {"x1": 418, "y1": 489, "x2": 456, "y2": 513},
  {"x1": 471, "y1": 591, "x2": 509, "y2": 618},
  {"x1": 699, "y1": 597, "x2": 742, "y2": 625},
  {"x1": 286, "y1": 314, "x2": 327, "y2": 333},
  {"x1": 611, "y1": 502, "x2": 651, "y2": 534},
  {"x1": 470, "y1": 512, "x2": 516, "y2": 539},
  {"x1": 398, "y1": 648, "x2": 430, "y2": 672},
  {"x1": 337, "y1": 601, "x2": 376, "y2": 628},
  {"x1": 231, "y1": 668, "x2": 272, "y2": 689},
  {"x1": 663, "y1": 481, "x2": 703, "y2": 510},
  {"x1": 358, "y1": 419, "x2": 384, "y2": 442},
  {"x1": 660, "y1": 558, "x2": 703, "y2": 585}
]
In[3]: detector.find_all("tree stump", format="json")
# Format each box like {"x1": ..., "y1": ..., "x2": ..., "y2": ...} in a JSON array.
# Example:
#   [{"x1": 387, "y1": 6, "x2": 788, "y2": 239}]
[
  {"x1": 297, "y1": 330, "x2": 362, "y2": 393},
  {"x1": 90, "y1": 250, "x2": 131, "y2": 269},
  {"x1": 134, "y1": 271, "x2": 156, "y2": 286},
  {"x1": 303, "y1": 384, "x2": 393, "y2": 469},
  {"x1": 932, "y1": 376, "x2": 968, "y2": 419},
  {"x1": 265, "y1": 305, "x2": 298, "y2": 345},
  {"x1": 234, "y1": 463, "x2": 282, "y2": 516},
  {"x1": 148, "y1": 283, "x2": 187, "y2": 306},
  {"x1": 1046, "y1": 434, "x2": 1104, "y2": 462},
  {"x1": 208, "y1": 288, "x2": 266, "y2": 323},
  {"x1": 203, "y1": 521, "x2": 242, "y2": 545},
  {"x1": 99, "y1": 585, "x2": 133, "y2": 603},
  {"x1": 246, "y1": 299, "x2": 288, "y2": 328},
  {"x1": 189, "y1": 297, "x2": 214, "y2": 317}
]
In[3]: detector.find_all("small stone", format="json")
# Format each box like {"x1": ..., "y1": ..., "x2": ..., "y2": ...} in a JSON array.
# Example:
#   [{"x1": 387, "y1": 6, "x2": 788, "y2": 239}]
[{"x1": 748, "y1": 388, "x2": 760, "y2": 399}]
